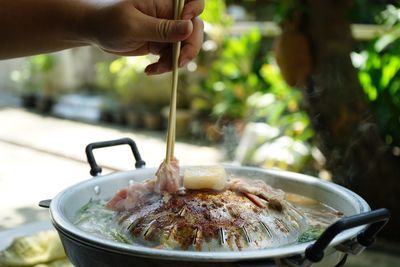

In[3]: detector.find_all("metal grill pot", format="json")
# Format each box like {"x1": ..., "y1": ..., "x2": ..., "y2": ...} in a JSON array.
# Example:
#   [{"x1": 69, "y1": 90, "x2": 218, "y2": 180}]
[{"x1": 39, "y1": 138, "x2": 389, "y2": 267}]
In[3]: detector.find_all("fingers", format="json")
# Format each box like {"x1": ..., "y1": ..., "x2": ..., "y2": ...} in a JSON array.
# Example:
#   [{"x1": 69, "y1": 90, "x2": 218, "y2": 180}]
[
  {"x1": 145, "y1": 45, "x2": 172, "y2": 75},
  {"x1": 145, "y1": 18, "x2": 203, "y2": 75},
  {"x1": 136, "y1": 10, "x2": 193, "y2": 43},
  {"x1": 182, "y1": 0, "x2": 205, "y2": 20},
  {"x1": 179, "y1": 17, "x2": 204, "y2": 67}
]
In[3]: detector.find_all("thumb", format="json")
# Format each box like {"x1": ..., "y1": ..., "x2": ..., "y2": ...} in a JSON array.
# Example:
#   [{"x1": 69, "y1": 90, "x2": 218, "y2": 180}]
[{"x1": 136, "y1": 11, "x2": 193, "y2": 43}]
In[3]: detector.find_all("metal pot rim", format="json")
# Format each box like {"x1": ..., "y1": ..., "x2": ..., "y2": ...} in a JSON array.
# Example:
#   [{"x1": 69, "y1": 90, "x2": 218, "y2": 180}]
[{"x1": 49, "y1": 165, "x2": 370, "y2": 262}]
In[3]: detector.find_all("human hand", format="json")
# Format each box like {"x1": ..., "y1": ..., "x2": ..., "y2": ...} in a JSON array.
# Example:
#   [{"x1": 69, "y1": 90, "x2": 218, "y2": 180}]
[{"x1": 85, "y1": 0, "x2": 204, "y2": 75}]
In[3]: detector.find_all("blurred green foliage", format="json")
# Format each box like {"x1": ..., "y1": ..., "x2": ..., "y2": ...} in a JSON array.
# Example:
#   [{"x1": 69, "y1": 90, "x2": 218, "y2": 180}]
[
  {"x1": 193, "y1": 0, "x2": 313, "y2": 142},
  {"x1": 243, "y1": 62, "x2": 316, "y2": 171},
  {"x1": 200, "y1": 30, "x2": 263, "y2": 120},
  {"x1": 11, "y1": 55, "x2": 55, "y2": 94},
  {"x1": 95, "y1": 56, "x2": 173, "y2": 113},
  {"x1": 95, "y1": 57, "x2": 138, "y2": 105},
  {"x1": 199, "y1": 0, "x2": 399, "y2": 169},
  {"x1": 249, "y1": 63, "x2": 313, "y2": 142},
  {"x1": 191, "y1": 1, "x2": 316, "y2": 170},
  {"x1": 200, "y1": 0, "x2": 231, "y2": 25},
  {"x1": 353, "y1": 5, "x2": 400, "y2": 146}
]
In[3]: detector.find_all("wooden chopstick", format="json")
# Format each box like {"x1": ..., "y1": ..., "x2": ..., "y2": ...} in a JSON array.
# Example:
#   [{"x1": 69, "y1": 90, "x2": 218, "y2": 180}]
[{"x1": 165, "y1": 0, "x2": 185, "y2": 163}]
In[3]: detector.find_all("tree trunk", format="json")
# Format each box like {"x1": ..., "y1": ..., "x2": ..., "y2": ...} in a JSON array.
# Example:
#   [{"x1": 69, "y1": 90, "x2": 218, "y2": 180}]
[{"x1": 297, "y1": 0, "x2": 400, "y2": 239}]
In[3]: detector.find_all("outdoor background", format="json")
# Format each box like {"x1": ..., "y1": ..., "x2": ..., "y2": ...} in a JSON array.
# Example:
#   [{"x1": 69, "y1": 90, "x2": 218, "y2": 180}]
[{"x1": 0, "y1": 0, "x2": 399, "y2": 266}]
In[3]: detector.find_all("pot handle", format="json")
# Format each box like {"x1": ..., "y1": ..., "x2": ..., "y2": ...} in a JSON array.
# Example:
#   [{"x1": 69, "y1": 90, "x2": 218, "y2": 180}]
[
  {"x1": 304, "y1": 208, "x2": 390, "y2": 264},
  {"x1": 39, "y1": 199, "x2": 51, "y2": 208},
  {"x1": 85, "y1": 138, "x2": 146, "y2": 176}
]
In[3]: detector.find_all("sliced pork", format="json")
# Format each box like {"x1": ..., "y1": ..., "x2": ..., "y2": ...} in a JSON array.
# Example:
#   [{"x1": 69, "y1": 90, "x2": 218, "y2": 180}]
[
  {"x1": 107, "y1": 159, "x2": 181, "y2": 211},
  {"x1": 228, "y1": 178, "x2": 285, "y2": 211},
  {"x1": 106, "y1": 180, "x2": 155, "y2": 211},
  {"x1": 154, "y1": 158, "x2": 181, "y2": 193}
]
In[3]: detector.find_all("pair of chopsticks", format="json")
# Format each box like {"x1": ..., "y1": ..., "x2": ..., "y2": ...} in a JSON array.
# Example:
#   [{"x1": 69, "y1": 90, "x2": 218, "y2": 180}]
[{"x1": 165, "y1": 0, "x2": 185, "y2": 163}]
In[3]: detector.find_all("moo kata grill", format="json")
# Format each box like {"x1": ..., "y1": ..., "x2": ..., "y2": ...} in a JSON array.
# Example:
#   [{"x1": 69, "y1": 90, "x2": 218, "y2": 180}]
[{"x1": 40, "y1": 138, "x2": 389, "y2": 267}]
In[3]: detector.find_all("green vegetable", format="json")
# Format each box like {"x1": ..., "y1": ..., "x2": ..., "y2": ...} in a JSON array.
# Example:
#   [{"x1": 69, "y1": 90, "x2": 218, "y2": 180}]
[
  {"x1": 298, "y1": 226, "x2": 324, "y2": 243},
  {"x1": 75, "y1": 198, "x2": 93, "y2": 214},
  {"x1": 110, "y1": 232, "x2": 131, "y2": 244}
]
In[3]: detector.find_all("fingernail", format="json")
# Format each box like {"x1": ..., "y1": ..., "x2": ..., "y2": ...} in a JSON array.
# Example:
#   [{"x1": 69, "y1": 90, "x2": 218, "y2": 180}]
[
  {"x1": 177, "y1": 21, "x2": 189, "y2": 35},
  {"x1": 180, "y1": 58, "x2": 190, "y2": 67}
]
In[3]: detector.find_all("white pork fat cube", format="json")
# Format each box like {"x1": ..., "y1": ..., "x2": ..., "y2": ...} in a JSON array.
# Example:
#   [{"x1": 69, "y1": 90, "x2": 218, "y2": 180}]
[{"x1": 183, "y1": 166, "x2": 227, "y2": 190}]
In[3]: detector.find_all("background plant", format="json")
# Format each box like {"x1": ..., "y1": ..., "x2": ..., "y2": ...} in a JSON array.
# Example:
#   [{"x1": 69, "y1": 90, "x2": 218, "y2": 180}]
[
  {"x1": 353, "y1": 4, "x2": 400, "y2": 146},
  {"x1": 11, "y1": 55, "x2": 55, "y2": 95},
  {"x1": 191, "y1": 5, "x2": 317, "y2": 170}
]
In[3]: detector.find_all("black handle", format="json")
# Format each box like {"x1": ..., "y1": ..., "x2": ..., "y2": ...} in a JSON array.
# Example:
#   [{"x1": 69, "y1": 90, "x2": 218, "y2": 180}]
[
  {"x1": 85, "y1": 138, "x2": 146, "y2": 176},
  {"x1": 305, "y1": 208, "x2": 390, "y2": 263},
  {"x1": 39, "y1": 199, "x2": 51, "y2": 208}
]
